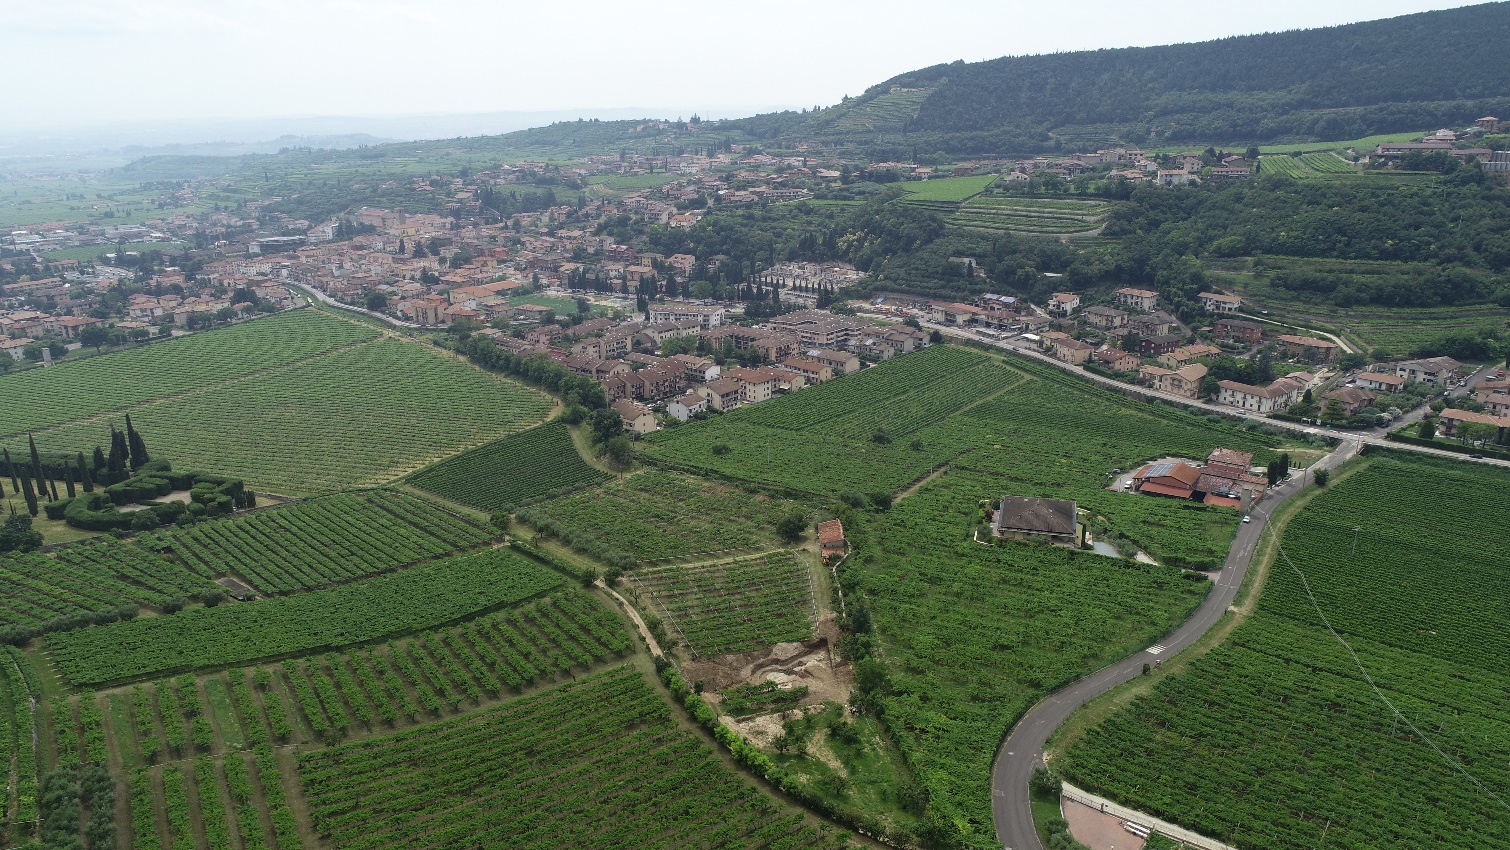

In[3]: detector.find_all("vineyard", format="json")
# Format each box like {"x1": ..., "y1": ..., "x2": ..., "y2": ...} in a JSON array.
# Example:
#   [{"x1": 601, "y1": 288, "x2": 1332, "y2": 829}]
[
  {"x1": 631, "y1": 551, "x2": 816, "y2": 657},
  {"x1": 0, "y1": 542, "x2": 214, "y2": 633},
  {"x1": 518, "y1": 470, "x2": 798, "y2": 566},
  {"x1": 947, "y1": 196, "x2": 1113, "y2": 235},
  {"x1": 2, "y1": 648, "x2": 39, "y2": 841},
  {"x1": 890, "y1": 175, "x2": 1000, "y2": 204},
  {"x1": 1258, "y1": 152, "x2": 1358, "y2": 178},
  {"x1": 1058, "y1": 454, "x2": 1510, "y2": 850},
  {"x1": 10, "y1": 334, "x2": 553, "y2": 497},
  {"x1": 47, "y1": 546, "x2": 565, "y2": 687},
  {"x1": 142, "y1": 489, "x2": 491, "y2": 593},
  {"x1": 0, "y1": 309, "x2": 378, "y2": 440},
  {"x1": 297, "y1": 666, "x2": 857, "y2": 850},
  {"x1": 821, "y1": 88, "x2": 932, "y2": 133},
  {"x1": 407, "y1": 421, "x2": 611, "y2": 512}
]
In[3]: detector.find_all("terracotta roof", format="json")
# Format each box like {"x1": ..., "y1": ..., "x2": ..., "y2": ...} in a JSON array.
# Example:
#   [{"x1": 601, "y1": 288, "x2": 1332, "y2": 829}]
[
  {"x1": 817, "y1": 519, "x2": 845, "y2": 547},
  {"x1": 1138, "y1": 481, "x2": 1196, "y2": 499}
]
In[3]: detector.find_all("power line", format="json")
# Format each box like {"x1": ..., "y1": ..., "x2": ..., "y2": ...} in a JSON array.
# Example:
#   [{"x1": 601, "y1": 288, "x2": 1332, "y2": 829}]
[{"x1": 1277, "y1": 544, "x2": 1509, "y2": 812}]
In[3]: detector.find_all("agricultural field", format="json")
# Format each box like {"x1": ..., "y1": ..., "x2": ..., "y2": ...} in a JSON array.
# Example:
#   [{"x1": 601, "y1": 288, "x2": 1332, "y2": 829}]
[
  {"x1": 947, "y1": 195, "x2": 1112, "y2": 235},
  {"x1": 821, "y1": 89, "x2": 933, "y2": 133},
  {"x1": 407, "y1": 421, "x2": 610, "y2": 512},
  {"x1": 855, "y1": 468, "x2": 1210, "y2": 846},
  {"x1": 47, "y1": 546, "x2": 564, "y2": 687},
  {"x1": 1258, "y1": 152, "x2": 1364, "y2": 179},
  {"x1": 517, "y1": 470, "x2": 799, "y2": 567},
  {"x1": 2, "y1": 648, "x2": 40, "y2": 841},
  {"x1": 889, "y1": 174, "x2": 999, "y2": 203},
  {"x1": 141, "y1": 489, "x2": 491, "y2": 593},
  {"x1": 297, "y1": 665, "x2": 858, "y2": 850},
  {"x1": 0, "y1": 541, "x2": 214, "y2": 633},
  {"x1": 630, "y1": 551, "x2": 816, "y2": 657},
  {"x1": 0, "y1": 308, "x2": 377, "y2": 440},
  {"x1": 1057, "y1": 453, "x2": 1510, "y2": 850},
  {"x1": 15, "y1": 334, "x2": 554, "y2": 496},
  {"x1": 639, "y1": 345, "x2": 1025, "y2": 495}
]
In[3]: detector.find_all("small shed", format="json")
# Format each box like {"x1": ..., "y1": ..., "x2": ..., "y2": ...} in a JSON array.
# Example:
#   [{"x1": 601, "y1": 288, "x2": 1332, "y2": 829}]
[{"x1": 817, "y1": 519, "x2": 847, "y2": 560}]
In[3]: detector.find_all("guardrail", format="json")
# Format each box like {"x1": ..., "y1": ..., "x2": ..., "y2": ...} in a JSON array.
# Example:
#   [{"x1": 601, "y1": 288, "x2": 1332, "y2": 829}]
[{"x1": 1061, "y1": 783, "x2": 1238, "y2": 850}]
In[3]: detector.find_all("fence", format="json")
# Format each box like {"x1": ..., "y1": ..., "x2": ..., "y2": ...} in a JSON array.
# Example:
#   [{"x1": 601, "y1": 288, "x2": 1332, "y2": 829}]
[{"x1": 1061, "y1": 782, "x2": 1238, "y2": 850}]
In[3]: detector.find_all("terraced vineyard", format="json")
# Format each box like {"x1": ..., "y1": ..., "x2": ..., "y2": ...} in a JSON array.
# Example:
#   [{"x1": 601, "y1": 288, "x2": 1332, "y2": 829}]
[
  {"x1": 0, "y1": 542, "x2": 215, "y2": 632},
  {"x1": 1058, "y1": 454, "x2": 1510, "y2": 850},
  {"x1": 297, "y1": 666, "x2": 856, "y2": 850},
  {"x1": 143, "y1": 489, "x2": 491, "y2": 593},
  {"x1": 631, "y1": 551, "x2": 815, "y2": 657},
  {"x1": 1259, "y1": 152, "x2": 1358, "y2": 178},
  {"x1": 48, "y1": 546, "x2": 564, "y2": 687},
  {"x1": 13, "y1": 336, "x2": 554, "y2": 496},
  {"x1": 517, "y1": 471, "x2": 797, "y2": 566},
  {"x1": 0, "y1": 309, "x2": 378, "y2": 440},
  {"x1": 408, "y1": 421, "x2": 611, "y2": 512},
  {"x1": 823, "y1": 88, "x2": 933, "y2": 133},
  {"x1": 947, "y1": 196, "x2": 1112, "y2": 234}
]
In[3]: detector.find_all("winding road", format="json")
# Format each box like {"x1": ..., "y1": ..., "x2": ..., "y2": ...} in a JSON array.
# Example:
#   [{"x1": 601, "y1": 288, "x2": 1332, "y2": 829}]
[{"x1": 990, "y1": 437, "x2": 1363, "y2": 849}]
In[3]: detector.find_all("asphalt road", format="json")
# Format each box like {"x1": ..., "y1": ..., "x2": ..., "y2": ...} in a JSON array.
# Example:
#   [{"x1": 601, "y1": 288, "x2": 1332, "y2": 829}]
[{"x1": 990, "y1": 437, "x2": 1363, "y2": 850}]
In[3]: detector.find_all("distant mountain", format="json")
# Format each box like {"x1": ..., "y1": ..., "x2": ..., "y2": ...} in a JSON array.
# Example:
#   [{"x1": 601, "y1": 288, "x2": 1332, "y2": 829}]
[{"x1": 783, "y1": 1, "x2": 1510, "y2": 155}]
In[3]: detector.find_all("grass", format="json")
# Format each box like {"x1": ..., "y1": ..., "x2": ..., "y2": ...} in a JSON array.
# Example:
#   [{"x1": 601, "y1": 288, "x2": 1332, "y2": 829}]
[
  {"x1": 585, "y1": 173, "x2": 682, "y2": 191},
  {"x1": 888, "y1": 175, "x2": 999, "y2": 203}
]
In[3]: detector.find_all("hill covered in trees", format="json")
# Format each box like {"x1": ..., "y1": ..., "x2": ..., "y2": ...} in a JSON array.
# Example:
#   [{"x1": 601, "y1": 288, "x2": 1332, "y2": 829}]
[{"x1": 792, "y1": 2, "x2": 1510, "y2": 155}]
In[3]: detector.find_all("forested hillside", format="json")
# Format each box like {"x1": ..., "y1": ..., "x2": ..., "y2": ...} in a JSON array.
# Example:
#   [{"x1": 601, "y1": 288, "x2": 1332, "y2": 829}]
[{"x1": 813, "y1": 2, "x2": 1510, "y2": 153}]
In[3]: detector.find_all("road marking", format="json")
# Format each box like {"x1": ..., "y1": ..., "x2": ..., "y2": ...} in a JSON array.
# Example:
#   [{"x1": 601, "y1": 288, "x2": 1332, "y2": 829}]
[{"x1": 1146, "y1": 644, "x2": 1167, "y2": 655}]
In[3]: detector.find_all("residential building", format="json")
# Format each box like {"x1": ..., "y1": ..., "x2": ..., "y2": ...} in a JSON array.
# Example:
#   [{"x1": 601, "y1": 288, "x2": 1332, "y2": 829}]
[
  {"x1": 1140, "y1": 334, "x2": 1182, "y2": 357},
  {"x1": 1323, "y1": 387, "x2": 1378, "y2": 415},
  {"x1": 779, "y1": 357, "x2": 833, "y2": 384},
  {"x1": 929, "y1": 301, "x2": 983, "y2": 326},
  {"x1": 1395, "y1": 356, "x2": 1461, "y2": 385},
  {"x1": 806, "y1": 349, "x2": 860, "y2": 375},
  {"x1": 1158, "y1": 344, "x2": 1220, "y2": 370},
  {"x1": 1355, "y1": 372, "x2": 1405, "y2": 393},
  {"x1": 723, "y1": 367, "x2": 780, "y2": 404},
  {"x1": 1276, "y1": 334, "x2": 1340, "y2": 364},
  {"x1": 1214, "y1": 319, "x2": 1262, "y2": 344},
  {"x1": 611, "y1": 399, "x2": 658, "y2": 435},
  {"x1": 666, "y1": 354, "x2": 720, "y2": 383},
  {"x1": 1053, "y1": 337, "x2": 1095, "y2": 365},
  {"x1": 697, "y1": 377, "x2": 745, "y2": 411},
  {"x1": 1199, "y1": 292, "x2": 1243, "y2": 314},
  {"x1": 1047, "y1": 292, "x2": 1081, "y2": 316},
  {"x1": 1160, "y1": 363, "x2": 1208, "y2": 399},
  {"x1": 647, "y1": 303, "x2": 726, "y2": 328},
  {"x1": 1133, "y1": 462, "x2": 1201, "y2": 499},
  {"x1": 1115, "y1": 288, "x2": 1159, "y2": 312},
  {"x1": 1216, "y1": 377, "x2": 1304, "y2": 412},
  {"x1": 1092, "y1": 347, "x2": 1139, "y2": 372},
  {"x1": 1083, "y1": 306, "x2": 1129, "y2": 329},
  {"x1": 1436, "y1": 407, "x2": 1510, "y2": 439},
  {"x1": 666, "y1": 391, "x2": 708, "y2": 422}
]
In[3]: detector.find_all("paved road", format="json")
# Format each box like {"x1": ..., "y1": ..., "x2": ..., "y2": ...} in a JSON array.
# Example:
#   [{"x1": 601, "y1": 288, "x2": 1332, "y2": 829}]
[
  {"x1": 919, "y1": 322, "x2": 1510, "y2": 470},
  {"x1": 991, "y1": 437, "x2": 1364, "y2": 850},
  {"x1": 289, "y1": 282, "x2": 423, "y2": 328}
]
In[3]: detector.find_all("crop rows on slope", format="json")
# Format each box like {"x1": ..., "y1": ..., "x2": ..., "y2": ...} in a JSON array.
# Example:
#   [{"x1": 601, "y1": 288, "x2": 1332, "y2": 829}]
[
  {"x1": 407, "y1": 421, "x2": 611, "y2": 512},
  {"x1": 144, "y1": 490, "x2": 490, "y2": 593},
  {"x1": 297, "y1": 666, "x2": 855, "y2": 850},
  {"x1": 0, "y1": 542, "x2": 214, "y2": 631},
  {"x1": 518, "y1": 470, "x2": 794, "y2": 566},
  {"x1": 47, "y1": 546, "x2": 563, "y2": 687},
  {"x1": 11, "y1": 337, "x2": 555, "y2": 497},
  {"x1": 632, "y1": 551, "x2": 815, "y2": 657},
  {"x1": 2, "y1": 649, "x2": 40, "y2": 831},
  {"x1": 1058, "y1": 455, "x2": 1510, "y2": 850},
  {"x1": 0, "y1": 309, "x2": 379, "y2": 439}
]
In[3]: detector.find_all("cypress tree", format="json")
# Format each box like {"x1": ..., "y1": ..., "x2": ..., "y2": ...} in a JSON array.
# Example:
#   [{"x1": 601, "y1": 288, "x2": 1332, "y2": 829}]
[
  {"x1": 20, "y1": 477, "x2": 38, "y2": 517},
  {"x1": 47, "y1": 478, "x2": 58, "y2": 502},
  {"x1": 64, "y1": 464, "x2": 76, "y2": 499},
  {"x1": 3, "y1": 448, "x2": 17, "y2": 495},
  {"x1": 107, "y1": 427, "x2": 125, "y2": 480},
  {"x1": 27, "y1": 434, "x2": 47, "y2": 496},
  {"x1": 125, "y1": 414, "x2": 146, "y2": 470},
  {"x1": 92, "y1": 446, "x2": 106, "y2": 473},
  {"x1": 77, "y1": 452, "x2": 94, "y2": 493}
]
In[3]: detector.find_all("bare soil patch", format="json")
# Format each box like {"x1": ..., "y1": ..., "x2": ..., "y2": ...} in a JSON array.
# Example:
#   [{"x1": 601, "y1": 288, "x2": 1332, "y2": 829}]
[{"x1": 686, "y1": 613, "x2": 852, "y2": 725}]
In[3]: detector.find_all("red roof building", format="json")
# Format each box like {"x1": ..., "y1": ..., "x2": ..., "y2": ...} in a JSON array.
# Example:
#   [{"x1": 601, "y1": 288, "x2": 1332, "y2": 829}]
[{"x1": 817, "y1": 520, "x2": 846, "y2": 557}]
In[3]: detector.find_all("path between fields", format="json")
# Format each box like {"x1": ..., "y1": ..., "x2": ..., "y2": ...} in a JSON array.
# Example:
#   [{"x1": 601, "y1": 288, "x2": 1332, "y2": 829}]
[
  {"x1": 990, "y1": 438, "x2": 1362, "y2": 850},
  {"x1": 597, "y1": 580, "x2": 663, "y2": 657}
]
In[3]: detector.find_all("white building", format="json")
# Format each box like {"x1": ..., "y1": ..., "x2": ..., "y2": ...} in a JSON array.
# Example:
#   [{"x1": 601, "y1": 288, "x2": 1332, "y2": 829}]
[{"x1": 647, "y1": 303, "x2": 726, "y2": 328}]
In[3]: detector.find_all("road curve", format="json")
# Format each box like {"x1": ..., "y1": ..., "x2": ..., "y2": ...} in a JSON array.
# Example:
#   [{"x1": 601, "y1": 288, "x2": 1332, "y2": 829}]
[{"x1": 990, "y1": 438, "x2": 1363, "y2": 850}]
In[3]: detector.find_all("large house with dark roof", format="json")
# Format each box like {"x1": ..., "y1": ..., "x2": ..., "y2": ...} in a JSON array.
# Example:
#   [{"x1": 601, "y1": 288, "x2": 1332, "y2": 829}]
[{"x1": 991, "y1": 496, "x2": 1082, "y2": 546}]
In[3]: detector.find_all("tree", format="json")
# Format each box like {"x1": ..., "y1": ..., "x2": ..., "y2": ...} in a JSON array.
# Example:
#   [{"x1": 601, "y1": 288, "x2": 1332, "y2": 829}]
[
  {"x1": 27, "y1": 435, "x2": 47, "y2": 500},
  {"x1": 489, "y1": 511, "x2": 511, "y2": 535},
  {"x1": 365, "y1": 291, "x2": 388, "y2": 312},
  {"x1": 928, "y1": 330, "x2": 943, "y2": 344},
  {"x1": 603, "y1": 435, "x2": 633, "y2": 466},
  {"x1": 0, "y1": 512, "x2": 43, "y2": 553},
  {"x1": 125, "y1": 414, "x2": 149, "y2": 470},
  {"x1": 3, "y1": 448, "x2": 17, "y2": 495},
  {"x1": 587, "y1": 408, "x2": 623, "y2": 445},
  {"x1": 1266, "y1": 460, "x2": 1283, "y2": 487},
  {"x1": 1418, "y1": 418, "x2": 1437, "y2": 440},
  {"x1": 76, "y1": 452, "x2": 94, "y2": 493},
  {"x1": 20, "y1": 477, "x2": 38, "y2": 517},
  {"x1": 1313, "y1": 468, "x2": 1330, "y2": 487},
  {"x1": 775, "y1": 509, "x2": 810, "y2": 544},
  {"x1": 79, "y1": 324, "x2": 110, "y2": 352}
]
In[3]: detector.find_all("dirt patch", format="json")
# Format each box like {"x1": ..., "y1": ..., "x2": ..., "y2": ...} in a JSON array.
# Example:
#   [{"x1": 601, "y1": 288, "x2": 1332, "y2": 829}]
[
  {"x1": 216, "y1": 576, "x2": 257, "y2": 599},
  {"x1": 1064, "y1": 798, "x2": 1146, "y2": 850},
  {"x1": 119, "y1": 490, "x2": 193, "y2": 512},
  {"x1": 685, "y1": 612, "x2": 852, "y2": 720}
]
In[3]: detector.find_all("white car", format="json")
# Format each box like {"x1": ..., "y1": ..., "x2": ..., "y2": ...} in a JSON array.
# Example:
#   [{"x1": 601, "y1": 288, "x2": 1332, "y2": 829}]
[{"x1": 1242, "y1": 515, "x2": 1252, "y2": 523}]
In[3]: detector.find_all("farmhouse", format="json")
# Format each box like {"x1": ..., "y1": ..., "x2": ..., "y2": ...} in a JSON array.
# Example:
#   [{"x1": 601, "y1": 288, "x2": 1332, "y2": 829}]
[
  {"x1": 991, "y1": 496, "x2": 1082, "y2": 546},
  {"x1": 817, "y1": 519, "x2": 847, "y2": 561}
]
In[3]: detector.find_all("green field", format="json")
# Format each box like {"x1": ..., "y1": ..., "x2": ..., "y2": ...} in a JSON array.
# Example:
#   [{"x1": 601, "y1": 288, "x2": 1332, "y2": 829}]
[
  {"x1": 47, "y1": 546, "x2": 563, "y2": 687},
  {"x1": 890, "y1": 174, "x2": 999, "y2": 203},
  {"x1": 630, "y1": 551, "x2": 815, "y2": 657},
  {"x1": 144, "y1": 489, "x2": 492, "y2": 593},
  {"x1": 584, "y1": 173, "x2": 682, "y2": 191},
  {"x1": 39, "y1": 241, "x2": 190, "y2": 263},
  {"x1": 948, "y1": 195, "x2": 1112, "y2": 234},
  {"x1": 821, "y1": 89, "x2": 933, "y2": 133},
  {"x1": 1058, "y1": 453, "x2": 1510, "y2": 850},
  {"x1": 0, "y1": 541, "x2": 214, "y2": 633},
  {"x1": 408, "y1": 421, "x2": 611, "y2": 512},
  {"x1": 517, "y1": 470, "x2": 798, "y2": 568},
  {"x1": 296, "y1": 666, "x2": 857, "y2": 850},
  {"x1": 8, "y1": 315, "x2": 554, "y2": 496}
]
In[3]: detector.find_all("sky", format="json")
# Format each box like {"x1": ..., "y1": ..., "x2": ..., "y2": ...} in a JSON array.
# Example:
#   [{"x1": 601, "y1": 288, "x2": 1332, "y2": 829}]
[{"x1": 0, "y1": 0, "x2": 1491, "y2": 135}]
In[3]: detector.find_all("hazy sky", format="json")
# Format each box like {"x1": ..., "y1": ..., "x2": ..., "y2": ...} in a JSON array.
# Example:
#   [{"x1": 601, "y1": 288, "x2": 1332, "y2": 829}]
[{"x1": 1, "y1": 0, "x2": 1490, "y2": 130}]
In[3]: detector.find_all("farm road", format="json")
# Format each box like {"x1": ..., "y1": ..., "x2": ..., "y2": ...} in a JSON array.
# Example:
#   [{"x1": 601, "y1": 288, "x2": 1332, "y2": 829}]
[{"x1": 990, "y1": 438, "x2": 1362, "y2": 850}]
